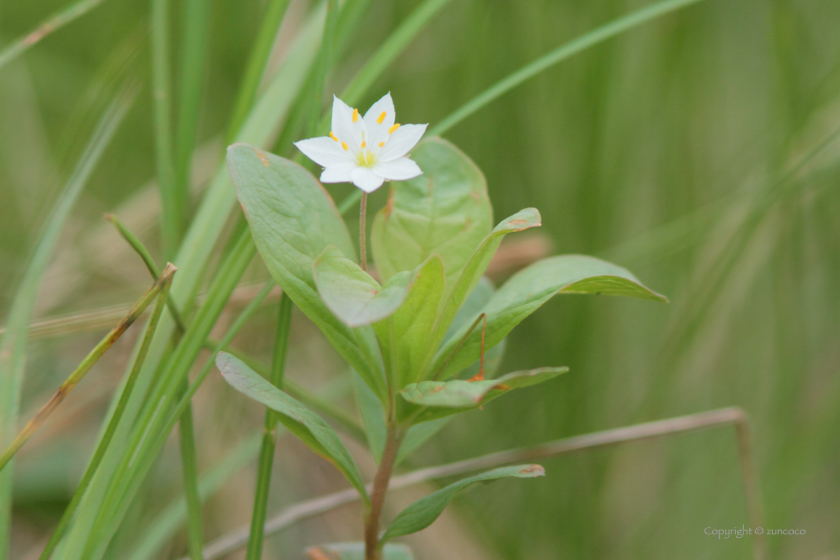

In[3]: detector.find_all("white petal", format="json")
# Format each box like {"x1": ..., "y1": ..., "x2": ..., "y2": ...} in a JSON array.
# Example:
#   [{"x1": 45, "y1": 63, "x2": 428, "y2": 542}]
[
  {"x1": 350, "y1": 167, "x2": 386, "y2": 193},
  {"x1": 331, "y1": 96, "x2": 365, "y2": 152},
  {"x1": 363, "y1": 93, "x2": 396, "y2": 147},
  {"x1": 373, "y1": 157, "x2": 423, "y2": 181},
  {"x1": 320, "y1": 161, "x2": 357, "y2": 183},
  {"x1": 295, "y1": 136, "x2": 351, "y2": 168},
  {"x1": 379, "y1": 123, "x2": 427, "y2": 162}
]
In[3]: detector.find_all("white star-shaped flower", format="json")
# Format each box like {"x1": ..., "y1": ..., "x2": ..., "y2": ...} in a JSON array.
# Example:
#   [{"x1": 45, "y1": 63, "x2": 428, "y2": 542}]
[{"x1": 294, "y1": 93, "x2": 427, "y2": 193}]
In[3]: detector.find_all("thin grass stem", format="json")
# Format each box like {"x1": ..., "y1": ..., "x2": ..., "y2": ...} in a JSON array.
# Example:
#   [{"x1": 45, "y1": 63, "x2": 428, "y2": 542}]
[
  {"x1": 191, "y1": 407, "x2": 765, "y2": 560},
  {"x1": 430, "y1": 0, "x2": 707, "y2": 136},
  {"x1": 151, "y1": 0, "x2": 182, "y2": 259},
  {"x1": 174, "y1": 0, "x2": 210, "y2": 219},
  {"x1": 226, "y1": 0, "x2": 293, "y2": 143},
  {"x1": 38, "y1": 265, "x2": 176, "y2": 560},
  {"x1": 245, "y1": 293, "x2": 292, "y2": 560},
  {"x1": 0, "y1": 0, "x2": 111, "y2": 71},
  {"x1": 0, "y1": 87, "x2": 135, "y2": 557}
]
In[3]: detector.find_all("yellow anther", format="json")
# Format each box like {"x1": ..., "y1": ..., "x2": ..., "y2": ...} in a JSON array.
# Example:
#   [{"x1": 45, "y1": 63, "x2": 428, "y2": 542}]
[
  {"x1": 341, "y1": 141, "x2": 348, "y2": 151},
  {"x1": 361, "y1": 141, "x2": 367, "y2": 148},
  {"x1": 329, "y1": 131, "x2": 338, "y2": 142},
  {"x1": 352, "y1": 108, "x2": 359, "y2": 122},
  {"x1": 388, "y1": 123, "x2": 400, "y2": 134},
  {"x1": 379, "y1": 141, "x2": 385, "y2": 147},
  {"x1": 377, "y1": 111, "x2": 386, "y2": 125}
]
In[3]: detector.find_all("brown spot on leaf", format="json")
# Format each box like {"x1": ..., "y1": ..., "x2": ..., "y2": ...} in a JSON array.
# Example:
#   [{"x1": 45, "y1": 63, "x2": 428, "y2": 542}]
[
  {"x1": 432, "y1": 385, "x2": 445, "y2": 393},
  {"x1": 517, "y1": 464, "x2": 545, "y2": 475},
  {"x1": 253, "y1": 148, "x2": 270, "y2": 167},
  {"x1": 468, "y1": 372, "x2": 484, "y2": 382},
  {"x1": 24, "y1": 24, "x2": 52, "y2": 45},
  {"x1": 497, "y1": 384, "x2": 511, "y2": 391}
]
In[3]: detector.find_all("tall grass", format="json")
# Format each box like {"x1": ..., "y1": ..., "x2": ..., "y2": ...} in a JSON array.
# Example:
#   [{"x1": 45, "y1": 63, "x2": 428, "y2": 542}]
[{"x1": 1, "y1": 0, "x2": 839, "y2": 558}]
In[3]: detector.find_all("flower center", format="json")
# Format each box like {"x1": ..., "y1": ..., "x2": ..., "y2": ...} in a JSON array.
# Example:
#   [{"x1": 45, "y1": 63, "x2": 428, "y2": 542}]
[{"x1": 356, "y1": 149, "x2": 376, "y2": 168}]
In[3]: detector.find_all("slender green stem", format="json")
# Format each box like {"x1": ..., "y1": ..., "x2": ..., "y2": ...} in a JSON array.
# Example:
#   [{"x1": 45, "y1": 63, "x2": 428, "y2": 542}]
[
  {"x1": 106, "y1": 213, "x2": 203, "y2": 558},
  {"x1": 178, "y1": 379, "x2": 204, "y2": 560},
  {"x1": 174, "y1": 0, "x2": 211, "y2": 213},
  {"x1": 430, "y1": 0, "x2": 707, "y2": 136},
  {"x1": 151, "y1": 0, "x2": 182, "y2": 259},
  {"x1": 105, "y1": 213, "x2": 187, "y2": 331},
  {"x1": 245, "y1": 293, "x2": 293, "y2": 560},
  {"x1": 0, "y1": 0, "x2": 111, "y2": 71},
  {"x1": 227, "y1": 0, "x2": 293, "y2": 143},
  {"x1": 38, "y1": 267, "x2": 176, "y2": 560},
  {"x1": 81, "y1": 231, "x2": 257, "y2": 560},
  {"x1": 359, "y1": 192, "x2": 368, "y2": 270}
]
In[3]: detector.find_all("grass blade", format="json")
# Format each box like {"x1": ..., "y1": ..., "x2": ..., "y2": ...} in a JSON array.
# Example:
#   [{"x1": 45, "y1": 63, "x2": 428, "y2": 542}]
[
  {"x1": 0, "y1": 86, "x2": 134, "y2": 559},
  {"x1": 178, "y1": 383, "x2": 204, "y2": 560},
  {"x1": 0, "y1": 0, "x2": 111, "y2": 71},
  {"x1": 174, "y1": 0, "x2": 210, "y2": 204},
  {"x1": 226, "y1": 0, "x2": 293, "y2": 143},
  {"x1": 0, "y1": 265, "x2": 176, "y2": 473},
  {"x1": 37, "y1": 265, "x2": 177, "y2": 560},
  {"x1": 151, "y1": 0, "x2": 182, "y2": 258},
  {"x1": 125, "y1": 434, "x2": 263, "y2": 560},
  {"x1": 430, "y1": 0, "x2": 707, "y2": 135},
  {"x1": 340, "y1": 0, "x2": 451, "y2": 107},
  {"x1": 245, "y1": 293, "x2": 292, "y2": 560}
]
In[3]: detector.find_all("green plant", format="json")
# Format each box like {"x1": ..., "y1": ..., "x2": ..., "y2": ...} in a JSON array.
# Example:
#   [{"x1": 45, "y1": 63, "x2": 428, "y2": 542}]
[{"x1": 221, "y1": 104, "x2": 666, "y2": 557}]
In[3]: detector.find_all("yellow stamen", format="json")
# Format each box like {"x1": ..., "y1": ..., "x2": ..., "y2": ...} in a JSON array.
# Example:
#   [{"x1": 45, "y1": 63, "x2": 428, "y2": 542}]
[
  {"x1": 329, "y1": 131, "x2": 338, "y2": 142},
  {"x1": 377, "y1": 111, "x2": 386, "y2": 124},
  {"x1": 361, "y1": 141, "x2": 366, "y2": 148},
  {"x1": 388, "y1": 123, "x2": 400, "y2": 134},
  {"x1": 341, "y1": 141, "x2": 348, "y2": 151},
  {"x1": 379, "y1": 141, "x2": 385, "y2": 147},
  {"x1": 352, "y1": 108, "x2": 359, "y2": 122}
]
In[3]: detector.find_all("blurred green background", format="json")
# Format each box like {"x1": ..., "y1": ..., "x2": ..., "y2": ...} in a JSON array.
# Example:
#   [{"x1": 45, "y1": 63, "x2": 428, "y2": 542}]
[{"x1": 2, "y1": 0, "x2": 839, "y2": 558}]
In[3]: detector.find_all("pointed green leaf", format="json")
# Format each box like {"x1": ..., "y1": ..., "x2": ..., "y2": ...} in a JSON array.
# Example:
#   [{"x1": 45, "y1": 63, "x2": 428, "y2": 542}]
[
  {"x1": 373, "y1": 255, "x2": 446, "y2": 388},
  {"x1": 422, "y1": 209, "x2": 541, "y2": 378},
  {"x1": 216, "y1": 352, "x2": 369, "y2": 502},
  {"x1": 306, "y1": 542, "x2": 414, "y2": 559},
  {"x1": 398, "y1": 367, "x2": 567, "y2": 423},
  {"x1": 430, "y1": 255, "x2": 667, "y2": 380},
  {"x1": 371, "y1": 137, "x2": 493, "y2": 288},
  {"x1": 313, "y1": 246, "x2": 414, "y2": 327},
  {"x1": 228, "y1": 144, "x2": 386, "y2": 399},
  {"x1": 382, "y1": 465, "x2": 545, "y2": 541}
]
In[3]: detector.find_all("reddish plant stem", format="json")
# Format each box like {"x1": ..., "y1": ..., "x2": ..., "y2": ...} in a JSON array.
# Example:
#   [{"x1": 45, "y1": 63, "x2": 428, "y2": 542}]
[
  {"x1": 359, "y1": 192, "x2": 368, "y2": 271},
  {"x1": 364, "y1": 423, "x2": 401, "y2": 560}
]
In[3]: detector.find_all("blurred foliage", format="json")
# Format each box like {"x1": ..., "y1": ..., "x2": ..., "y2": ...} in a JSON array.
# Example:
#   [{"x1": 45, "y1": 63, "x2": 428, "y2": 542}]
[{"x1": 1, "y1": 0, "x2": 839, "y2": 558}]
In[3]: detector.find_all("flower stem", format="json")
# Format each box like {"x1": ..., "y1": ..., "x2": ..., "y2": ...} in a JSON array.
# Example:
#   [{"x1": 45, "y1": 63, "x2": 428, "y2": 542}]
[
  {"x1": 364, "y1": 423, "x2": 401, "y2": 560},
  {"x1": 360, "y1": 192, "x2": 368, "y2": 271}
]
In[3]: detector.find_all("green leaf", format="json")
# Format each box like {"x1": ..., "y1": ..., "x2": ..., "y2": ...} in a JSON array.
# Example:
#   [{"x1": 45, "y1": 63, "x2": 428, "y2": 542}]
[
  {"x1": 228, "y1": 144, "x2": 387, "y2": 399},
  {"x1": 430, "y1": 255, "x2": 667, "y2": 380},
  {"x1": 216, "y1": 352, "x2": 369, "y2": 502},
  {"x1": 373, "y1": 255, "x2": 446, "y2": 388},
  {"x1": 398, "y1": 367, "x2": 566, "y2": 423},
  {"x1": 313, "y1": 246, "x2": 414, "y2": 327},
  {"x1": 425, "y1": 209, "x2": 541, "y2": 372},
  {"x1": 306, "y1": 542, "x2": 414, "y2": 560},
  {"x1": 382, "y1": 465, "x2": 545, "y2": 541},
  {"x1": 371, "y1": 137, "x2": 493, "y2": 288},
  {"x1": 393, "y1": 277, "x2": 503, "y2": 460}
]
